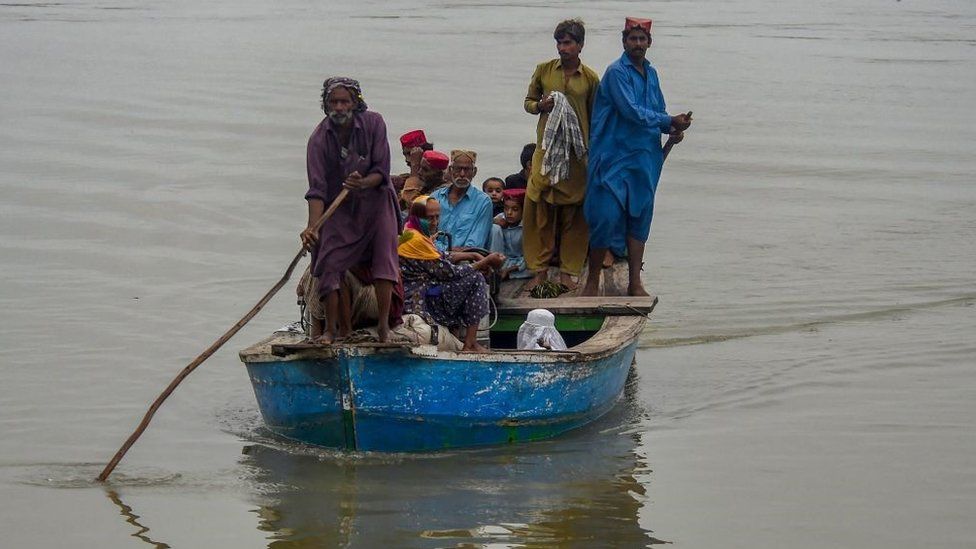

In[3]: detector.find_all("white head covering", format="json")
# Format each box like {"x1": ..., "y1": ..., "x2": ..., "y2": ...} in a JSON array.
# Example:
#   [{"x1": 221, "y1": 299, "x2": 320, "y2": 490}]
[{"x1": 517, "y1": 309, "x2": 568, "y2": 351}]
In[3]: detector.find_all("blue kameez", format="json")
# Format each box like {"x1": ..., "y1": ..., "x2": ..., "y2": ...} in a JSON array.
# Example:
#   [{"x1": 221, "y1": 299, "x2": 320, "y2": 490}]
[
  {"x1": 584, "y1": 52, "x2": 672, "y2": 256},
  {"x1": 489, "y1": 216, "x2": 532, "y2": 279},
  {"x1": 430, "y1": 185, "x2": 494, "y2": 251}
]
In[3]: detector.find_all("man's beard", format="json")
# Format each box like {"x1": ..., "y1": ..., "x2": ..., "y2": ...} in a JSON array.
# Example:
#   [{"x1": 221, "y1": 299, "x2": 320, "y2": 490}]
[
  {"x1": 328, "y1": 111, "x2": 353, "y2": 125},
  {"x1": 453, "y1": 177, "x2": 471, "y2": 189}
]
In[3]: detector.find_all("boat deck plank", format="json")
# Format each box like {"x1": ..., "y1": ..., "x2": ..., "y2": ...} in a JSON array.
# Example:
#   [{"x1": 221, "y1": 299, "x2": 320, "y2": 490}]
[
  {"x1": 495, "y1": 295, "x2": 657, "y2": 315},
  {"x1": 495, "y1": 260, "x2": 657, "y2": 315}
]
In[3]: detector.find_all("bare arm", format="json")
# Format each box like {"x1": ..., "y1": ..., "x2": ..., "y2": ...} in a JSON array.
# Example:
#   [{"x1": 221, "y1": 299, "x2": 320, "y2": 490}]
[
  {"x1": 449, "y1": 251, "x2": 484, "y2": 264},
  {"x1": 662, "y1": 130, "x2": 684, "y2": 161},
  {"x1": 300, "y1": 198, "x2": 325, "y2": 250},
  {"x1": 472, "y1": 252, "x2": 505, "y2": 272}
]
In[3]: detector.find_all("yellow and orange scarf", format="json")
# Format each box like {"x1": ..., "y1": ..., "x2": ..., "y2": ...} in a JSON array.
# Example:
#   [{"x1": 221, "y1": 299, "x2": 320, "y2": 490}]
[
  {"x1": 398, "y1": 228, "x2": 441, "y2": 260},
  {"x1": 398, "y1": 195, "x2": 441, "y2": 260}
]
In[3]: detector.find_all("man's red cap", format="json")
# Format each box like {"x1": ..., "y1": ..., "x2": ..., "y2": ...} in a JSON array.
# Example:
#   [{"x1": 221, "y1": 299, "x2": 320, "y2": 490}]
[
  {"x1": 400, "y1": 129, "x2": 427, "y2": 148},
  {"x1": 624, "y1": 17, "x2": 652, "y2": 33},
  {"x1": 422, "y1": 150, "x2": 449, "y2": 171}
]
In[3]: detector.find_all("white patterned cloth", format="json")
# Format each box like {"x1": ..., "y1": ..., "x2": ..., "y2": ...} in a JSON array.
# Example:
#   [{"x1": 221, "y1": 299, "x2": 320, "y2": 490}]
[
  {"x1": 517, "y1": 309, "x2": 567, "y2": 351},
  {"x1": 540, "y1": 91, "x2": 587, "y2": 186}
]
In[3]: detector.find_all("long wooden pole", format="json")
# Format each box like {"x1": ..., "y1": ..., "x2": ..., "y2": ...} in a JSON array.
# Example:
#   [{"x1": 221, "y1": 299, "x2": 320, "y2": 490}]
[{"x1": 96, "y1": 188, "x2": 349, "y2": 482}]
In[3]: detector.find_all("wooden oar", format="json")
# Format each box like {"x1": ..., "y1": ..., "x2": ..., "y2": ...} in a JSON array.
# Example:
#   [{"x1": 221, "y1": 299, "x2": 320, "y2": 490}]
[{"x1": 96, "y1": 188, "x2": 350, "y2": 482}]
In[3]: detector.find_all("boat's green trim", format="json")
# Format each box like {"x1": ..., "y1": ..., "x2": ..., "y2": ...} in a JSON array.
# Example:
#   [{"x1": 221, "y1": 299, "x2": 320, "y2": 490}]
[
  {"x1": 492, "y1": 314, "x2": 606, "y2": 333},
  {"x1": 339, "y1": 362, "x2": 357, "y2": 450}
]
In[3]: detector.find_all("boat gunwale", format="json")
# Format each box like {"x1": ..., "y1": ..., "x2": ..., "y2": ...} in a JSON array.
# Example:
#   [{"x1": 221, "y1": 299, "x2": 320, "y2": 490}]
[{"x1": 240, "y1": 314, "x2": 646, "y2": 365}]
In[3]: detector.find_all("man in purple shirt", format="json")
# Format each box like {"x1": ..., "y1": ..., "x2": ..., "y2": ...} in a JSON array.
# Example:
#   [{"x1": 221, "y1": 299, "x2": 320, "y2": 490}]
[{"x1": 299, "y1": 77, "x2": 400, "y2": 343}]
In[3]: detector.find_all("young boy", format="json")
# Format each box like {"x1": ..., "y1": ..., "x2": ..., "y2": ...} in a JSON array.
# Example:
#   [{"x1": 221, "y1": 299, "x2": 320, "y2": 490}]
[
  {"x1": 482, "y1": 177, "x2": 506, "y2": 218},
  {"x1": 490, "y1": 189, "x2": 532, "y2": 279}
]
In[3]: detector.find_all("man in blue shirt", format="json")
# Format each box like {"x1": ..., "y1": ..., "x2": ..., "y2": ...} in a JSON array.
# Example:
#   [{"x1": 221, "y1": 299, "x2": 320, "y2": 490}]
[
  {"x1": 431, "y1": 149, "x2": 494, "y2": 251},
  {"x1": 581, "y1": 16, "x2": 692, "y2": 297}
]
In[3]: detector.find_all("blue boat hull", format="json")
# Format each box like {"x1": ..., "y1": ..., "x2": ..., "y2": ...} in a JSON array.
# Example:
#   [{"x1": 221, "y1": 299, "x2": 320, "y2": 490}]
[{"x1": 244, "y1": 341, "x2": 638, "y2": 452}]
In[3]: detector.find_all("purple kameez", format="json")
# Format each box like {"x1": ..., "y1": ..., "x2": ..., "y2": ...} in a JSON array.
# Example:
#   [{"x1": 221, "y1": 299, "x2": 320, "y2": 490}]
[{"x1": 305, "y1": 111, "x2": 401, "y2": 296}]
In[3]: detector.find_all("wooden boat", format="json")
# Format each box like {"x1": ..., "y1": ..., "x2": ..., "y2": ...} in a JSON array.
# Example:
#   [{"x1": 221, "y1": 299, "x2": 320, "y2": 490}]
[{"x1": 238, "y1": 262, "x2": 656, "y2": 452}]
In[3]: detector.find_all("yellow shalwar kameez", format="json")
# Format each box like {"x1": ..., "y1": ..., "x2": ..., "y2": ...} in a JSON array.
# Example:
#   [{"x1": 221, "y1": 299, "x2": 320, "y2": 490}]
[{"x1": 523, "y1": 59, "x2": 600, "y2": 276}]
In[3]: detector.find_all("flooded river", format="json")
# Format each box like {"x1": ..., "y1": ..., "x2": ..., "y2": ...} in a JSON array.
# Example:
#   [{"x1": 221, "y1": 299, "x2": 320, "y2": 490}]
[{"x1": 1, "y1": 0, "x2": 974, "y2": 547}]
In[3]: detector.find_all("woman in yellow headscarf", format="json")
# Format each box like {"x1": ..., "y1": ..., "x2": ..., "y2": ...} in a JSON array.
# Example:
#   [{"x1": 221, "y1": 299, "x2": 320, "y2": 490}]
[
  {"x1": 399, "y1": 196, "x2": 442, "y2": 260},
  {"x1": 399, "y1": 196, "x2": 490, "y2": 352}
]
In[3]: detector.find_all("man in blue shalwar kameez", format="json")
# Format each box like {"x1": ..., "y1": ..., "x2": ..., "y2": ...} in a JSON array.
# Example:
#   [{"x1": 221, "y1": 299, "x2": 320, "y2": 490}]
[{"x1": 581, "y1": 17, "x2": 692, "y2": 296}]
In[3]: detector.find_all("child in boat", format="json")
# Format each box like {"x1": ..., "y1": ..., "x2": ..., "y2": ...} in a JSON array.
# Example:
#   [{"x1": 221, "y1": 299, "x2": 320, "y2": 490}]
[
  {"x1": 490, "y1": 188, "x2": 532, "y2": 279},
  {"x1": 517, "y1": 309, "x2": 567, "y2": 350},
  {"x1": 482, "y1": 177, "x2": 506, "y2": 218}
]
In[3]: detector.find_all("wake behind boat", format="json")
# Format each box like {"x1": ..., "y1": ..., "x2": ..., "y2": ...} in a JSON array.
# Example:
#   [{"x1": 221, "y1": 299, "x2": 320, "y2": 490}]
[{"x1": 238, "y1": 262, "x2": 655, "y2": 452}]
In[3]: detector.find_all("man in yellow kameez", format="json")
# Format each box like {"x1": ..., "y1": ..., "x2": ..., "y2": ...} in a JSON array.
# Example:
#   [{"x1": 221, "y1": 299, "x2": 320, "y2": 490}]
[{"x1": 522, "y1": 18, "x2": 600, "y2": 291}]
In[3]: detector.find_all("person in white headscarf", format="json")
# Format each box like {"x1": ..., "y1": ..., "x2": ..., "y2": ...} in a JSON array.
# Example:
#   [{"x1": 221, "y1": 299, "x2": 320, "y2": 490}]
[{"x1": 517, "y1": 309, "x2": 568, "y2": 351}]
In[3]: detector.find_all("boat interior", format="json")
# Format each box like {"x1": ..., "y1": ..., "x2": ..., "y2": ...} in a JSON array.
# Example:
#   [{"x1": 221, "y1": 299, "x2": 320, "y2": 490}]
[
  {"x1": 490, "y1": 259, "x2": 656, "y2": 350},
  {"x1": 240, "y1": 260, "x2": 655, "y2": 362}
]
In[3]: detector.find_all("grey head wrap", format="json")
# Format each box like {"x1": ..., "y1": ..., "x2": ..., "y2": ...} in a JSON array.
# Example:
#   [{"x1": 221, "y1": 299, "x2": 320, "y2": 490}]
[{"x1": 321, "y1": 76, "x2": 368, "y2": 113}]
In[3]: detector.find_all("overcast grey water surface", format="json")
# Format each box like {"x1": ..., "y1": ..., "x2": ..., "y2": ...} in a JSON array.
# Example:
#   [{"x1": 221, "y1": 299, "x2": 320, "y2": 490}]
[{"x1": 2, "y1": 0, "x2": 976, "y2": 547}]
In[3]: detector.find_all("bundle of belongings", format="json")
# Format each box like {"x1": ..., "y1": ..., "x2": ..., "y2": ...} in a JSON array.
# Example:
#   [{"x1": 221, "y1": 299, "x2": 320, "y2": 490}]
[
  {"x1": 517, "y1": 309, "x2": 567, "y2": 351},
  {"x1": 298, "y1": 266, "x2": 462, "y2": 351}
]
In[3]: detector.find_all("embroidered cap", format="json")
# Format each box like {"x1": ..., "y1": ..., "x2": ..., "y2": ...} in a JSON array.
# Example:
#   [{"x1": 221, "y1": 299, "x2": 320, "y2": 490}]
[
  {"x1": 422, "y1": 150, "x2": 450, "y2": 171},
  {"x1": 624, "y1": 17, "x2": 652, "y2": 33},
  {"x1": 450, "y1": 149, "x2": 478, "y2": 165},
  {"x1": 399, "y1": 129, "x2": 428, "y2": 148}
]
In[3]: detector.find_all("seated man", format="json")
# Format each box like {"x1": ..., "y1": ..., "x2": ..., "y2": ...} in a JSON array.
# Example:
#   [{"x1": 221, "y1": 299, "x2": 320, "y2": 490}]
[
  {"x1": 399, "y1": 150, "x2": 450, "y2": 220},
  {"x1": 398, "y1": 175, "x2": 424, "y2": 220},
  {"x1": 429, "y1": 197, "x2": 503, "y2": 273},
  {"x1": 430, "y1": 149, "x2": 493, "y2": 251},
  {"x1": 391, "y1": 129, "x2": 433, "y2": 193},
  {"x1": 414, "y1": 150, "x2": 450, "y2": 194}
]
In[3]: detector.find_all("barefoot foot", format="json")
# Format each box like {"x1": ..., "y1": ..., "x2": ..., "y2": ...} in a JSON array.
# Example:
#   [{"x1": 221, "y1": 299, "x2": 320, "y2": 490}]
[
  {"x1": 461, "y1": 342, "x2": 489, "y2": 353},
  {"x1": 522, "y1": 271, "x2": 549, "y2": 293},
  {"x1": 559, "y1": 272, "x2": 579, "y2": 291},
  {"x1": 627, "y1": 282, "x2": 650, "y2": 297},
  {"x1": 312, "y1": 332, "x2": 335, "y2": 345},
  {"x1": 580, "y1": 278, "x2": 600, "y2": 296}
]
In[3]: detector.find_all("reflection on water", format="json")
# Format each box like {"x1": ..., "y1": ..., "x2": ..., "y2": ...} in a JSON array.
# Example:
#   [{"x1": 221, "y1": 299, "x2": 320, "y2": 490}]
[
  {"x1": 105, "y1": 489, "x2": 171, "y2": 549},
  {"x1": 241, "y1": 371, "x2": 669, "y2": 547},
  {"x1": 16, "y1": 462, "x2": 183, "y2": 490}
]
